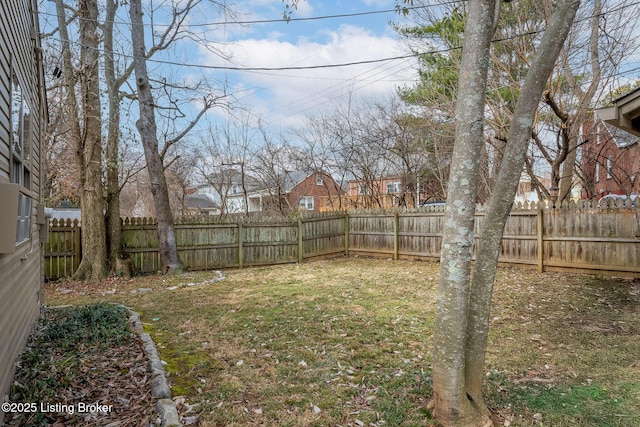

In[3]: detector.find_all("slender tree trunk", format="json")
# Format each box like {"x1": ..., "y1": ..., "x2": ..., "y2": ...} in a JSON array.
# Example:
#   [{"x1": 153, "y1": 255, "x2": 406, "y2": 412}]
[
  {"x1": 558, "y1": 0, "x2": 601, "y2": 203},
  {"x1": 130, "y1": 0, "x2": 184, "y2": 273},
  {"x1": 464, "y1": 0, "x2": 580, "y2": 414},
  {"x1": 56, "y1": 0, "x2": 107, "y2": 282},
  {"x1": 431, "y1": 1, "x2": 499, "y2": 426}
]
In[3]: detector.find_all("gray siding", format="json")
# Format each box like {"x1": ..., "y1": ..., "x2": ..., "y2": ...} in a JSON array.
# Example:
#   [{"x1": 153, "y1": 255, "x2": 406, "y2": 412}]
[{"x1": 0, "y1": 0, "x2": 45, "y2": 419}]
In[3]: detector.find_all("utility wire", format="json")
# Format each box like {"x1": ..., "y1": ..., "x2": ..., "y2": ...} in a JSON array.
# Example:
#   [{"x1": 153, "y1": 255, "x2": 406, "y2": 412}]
[
  {"x1": 40, "y1": 1, "x2": 640, "y2": 73},
  {"x1": 38, "y1": 1, "x2": 461, "y2": 28}
]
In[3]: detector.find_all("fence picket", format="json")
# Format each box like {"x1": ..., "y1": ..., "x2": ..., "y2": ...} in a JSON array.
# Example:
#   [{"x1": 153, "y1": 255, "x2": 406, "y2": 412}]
[{"x1": 45, "y1": 205, "x2": 640, "y2": 280}]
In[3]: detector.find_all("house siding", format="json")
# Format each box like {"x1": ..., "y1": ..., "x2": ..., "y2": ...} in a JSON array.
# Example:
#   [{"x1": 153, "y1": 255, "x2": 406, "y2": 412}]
[
  {"x1": 0, "y1": 0, "x2": 45, "y2": 419},
  {"x1": 581, "y1": 119, "x2": 640, "y2": 199},
  {"x1": 287, "y1": 172, "x2": 345, "y2": 213}
]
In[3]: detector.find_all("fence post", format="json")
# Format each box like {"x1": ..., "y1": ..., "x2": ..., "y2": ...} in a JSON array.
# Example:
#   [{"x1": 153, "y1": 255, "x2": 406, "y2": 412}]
[
  {"x1": 344, "y1": 213, "x2": 349, "y2": 256},
  {"x1": 73, "y1": 219, "x2": 82, "y2": 274},
  {"x1": 393, "y1": 211, "x2": 399, "y2": 260},
  {"x1": 537, "y1": 208, "x2": 544, "y2": 273},
  {"x1": 298, "y1": 217, "x2": 303, "y2": 263},
  {"x1": 238, "y1": 222, "x2": 244, "y2": 269}
]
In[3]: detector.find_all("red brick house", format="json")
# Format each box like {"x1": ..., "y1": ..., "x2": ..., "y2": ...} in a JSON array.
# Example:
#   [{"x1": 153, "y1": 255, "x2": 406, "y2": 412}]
[
  {"x1": 580, "y1": 116, "x2": 640, "y2": 199},
  {"x1": 320, "y1": 175, "x2": 430, "y2": 210},
  {"x1": 282, "y1": 171, "x2": 345, "y2": 214}
]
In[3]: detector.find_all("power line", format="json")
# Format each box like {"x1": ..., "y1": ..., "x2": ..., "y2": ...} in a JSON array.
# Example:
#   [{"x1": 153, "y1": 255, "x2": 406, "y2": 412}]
[
  {"x1": 41, "y1": 1, "x2": 640, "y2": 73},
  {"x1": 38, "y1": 1, "x2": 461, "y2": 29}
]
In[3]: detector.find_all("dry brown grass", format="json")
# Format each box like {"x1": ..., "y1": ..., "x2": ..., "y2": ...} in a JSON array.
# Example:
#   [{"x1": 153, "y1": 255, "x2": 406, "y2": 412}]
[{"x1": 45, "y1": 257, "x2": 640, "y2": 426}]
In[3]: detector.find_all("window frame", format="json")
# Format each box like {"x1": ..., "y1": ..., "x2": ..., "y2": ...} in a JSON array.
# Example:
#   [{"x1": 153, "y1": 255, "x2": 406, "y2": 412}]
[
  {"x1": 386, "y1": 181, "x2": 401, "y2": 194},
  {"x1": 299, "y1": 195, "x2": 314, "y2": 211},
  {"x1": 9, "y1": 61, "x2": 33, "y2": 246},
  {"x1": 10, "y1": 68, "x2": 32, "y2": 190}
]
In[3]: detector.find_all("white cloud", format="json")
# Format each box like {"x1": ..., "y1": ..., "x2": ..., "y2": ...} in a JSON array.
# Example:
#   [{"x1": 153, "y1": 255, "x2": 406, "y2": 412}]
[
  {"x1": 361, "y1": 0, "x2": 394, "y2": 7},
  {"x1": 200, "y1": 24, "x2": 417, "y2": 129}
]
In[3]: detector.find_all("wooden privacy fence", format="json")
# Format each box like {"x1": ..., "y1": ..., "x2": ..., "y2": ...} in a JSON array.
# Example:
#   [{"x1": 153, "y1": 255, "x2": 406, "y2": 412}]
[
  {"x1": 118, "y1": 214, "x2": 347, "y2": 274},
  {"x1": 45, "y1": 203, "x2": 640, "y2": 280},
  {"x1": 45, "y1": 219, "x2": 81, "y2": 280}
]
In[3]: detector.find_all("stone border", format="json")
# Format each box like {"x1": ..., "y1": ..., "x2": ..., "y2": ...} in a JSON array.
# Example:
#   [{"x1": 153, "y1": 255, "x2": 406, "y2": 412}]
[{"x1": 126, "y1": 307, "x2": 183, "y2": 427}]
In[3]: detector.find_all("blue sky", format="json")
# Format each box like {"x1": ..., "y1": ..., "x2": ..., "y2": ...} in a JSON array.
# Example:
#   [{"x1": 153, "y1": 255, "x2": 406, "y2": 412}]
[
  {"x1": 38, "y1": 0, "x2": 640, "y2": 145},
  {"x1": 189, "y1": 0, "x2": 419, "y2": 132},
  {"x1": 36, "y1": 0, "x2": 420, "y2": 143}
]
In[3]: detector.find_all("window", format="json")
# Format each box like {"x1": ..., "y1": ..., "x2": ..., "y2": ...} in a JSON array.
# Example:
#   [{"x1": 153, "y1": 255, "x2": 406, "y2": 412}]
[
  {"x1": 16, "y1": 192, "x2": 31, "y2": 244},
  {"x1": 595, "y1": 163, "x2": 600, "y2": 182},
  {"x1": 231, "y1": 184, "x2": 240, "y2": 194},
  {"x1": 10, "y1": 72, "x2": 31, "y2": 189},
  {"x1": 299, "y1": 196, "x2": 314, "y2": 210},
  {"x1": 9, "y1": 70, "x2": 32, "y2": 246},
  {"x1": 386, "y1": 182, "x2": 401, "y2": 194},
  {"x1": 358, "y1": 184, "x2": 369, "y2": 195},
  {"x1": 606, "y1": 156, "x2": 612, "y2": 179},
  {"x1": 316, "y1": 174, "x2": 324, "y2": 186}
]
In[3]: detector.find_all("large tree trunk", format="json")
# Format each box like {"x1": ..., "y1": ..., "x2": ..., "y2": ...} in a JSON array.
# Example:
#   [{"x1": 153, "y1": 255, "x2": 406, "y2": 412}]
[
  {"x1": 432, "y1": 1, "x2": 580, "y2": 426},
  {"x1": 104, "y1": 0, "x2": 124, "y2": 276},
  {"x1": 431, "y1": 1, "x2": 500, "y2": 426},
  {"x1": 130, "y1": 0, "x2": 184, "y2": 273},
  {"x1": 56, "y1": 0, "x2": 107, "y2": 282},
  {"x1": 464, "y1": 0, "x2": 580, "y2": 410}
]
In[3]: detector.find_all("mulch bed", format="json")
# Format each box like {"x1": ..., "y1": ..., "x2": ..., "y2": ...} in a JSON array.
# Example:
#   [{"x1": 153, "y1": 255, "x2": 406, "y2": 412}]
[{"x1": 4, "y1": 307, "x2": 158, "y2": 427}]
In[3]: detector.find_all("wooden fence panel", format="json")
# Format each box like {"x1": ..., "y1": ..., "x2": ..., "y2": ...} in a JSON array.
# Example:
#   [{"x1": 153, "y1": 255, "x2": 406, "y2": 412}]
[
  {"x1": 122, "y1": 218, "x2": 160, "y2": 274},
  {"x1": 397, "y1": 212, "x2": 443, "y2": 258},
  {"x1": 543, "y1": 207, "x2": 640, "y2": 275},
  {"x1": 301, "y1": 214, "x2": 346, "y2": 259},
  {"x1": 46, "y1": 204, "x2": 640, "y2": 279},
  {"x1": 349, "y1": 213, "x2": 395, "y2": 255},
  {"x1": 44, "y1": 218, "x2": 80, "y2": 280},
  {"x1": 175, "y1": 224, "x2": 239, "y2": 270},
  {"x1": 242, "y1": 223, "x2": 298, "y2": 266},
  {"x1": 496, "y1": 210, "x2": 538, "y2": 266}
]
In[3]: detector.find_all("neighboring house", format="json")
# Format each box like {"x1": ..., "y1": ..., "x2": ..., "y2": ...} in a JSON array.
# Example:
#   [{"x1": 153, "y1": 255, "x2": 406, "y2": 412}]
[
  {"x1": 512, "y1": 174, "x2": 582, "y2": 204},
  {"x1": 281, "y1": 170, "x2": 345, "y2": 214},
  {"x1": 580, "y1": 114, "x2": 640, "y2": 199},
  {"x1": 197, "y1": 169, "x2": 265, "y2": 215},
  {"x1": 199, "y1": 170, "x2": 345, "y2": 215},
  {"x1": 321, "y1": 176, "x2": 427, "y2": 210},
  {"x1": 181, "y1": 192, "x2": 220, "y2": 216},
  {"x1": 0, "y1": 0, "x2": 47, "y2": 420}
]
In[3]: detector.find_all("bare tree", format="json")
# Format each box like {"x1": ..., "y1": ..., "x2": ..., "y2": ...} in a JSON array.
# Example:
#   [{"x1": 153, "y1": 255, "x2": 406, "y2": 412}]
[
  {"x1": 432, "y1": 1, "x2": 580, "y2": 426},
  {"x1": 194, "y1": 114, "x2": 258, "y2": 217},
  {"x1": 130, "y1": 0, "x2": 179, "y2": 272},
  {"x1": 54, "y1": 0, "x2": 107, "y2": 281}
]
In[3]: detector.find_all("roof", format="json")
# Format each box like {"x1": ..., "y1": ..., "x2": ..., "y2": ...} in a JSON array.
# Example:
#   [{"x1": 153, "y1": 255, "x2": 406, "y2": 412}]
[
  {"x1": 184, "y1": 193, "x2": 218, "y2": 210},
  {"x1": 202, "y1": 169, "x2": 264, "y2": 192},
  {"x1": 282, "y1": 170, "x2": 313, "y2": 192},
  {"x1": 596, "y1": 87, "x2": 640, "y2": 137},
  {"x1": 603, "y1": 122, "x2": 638, "y2": 149}
]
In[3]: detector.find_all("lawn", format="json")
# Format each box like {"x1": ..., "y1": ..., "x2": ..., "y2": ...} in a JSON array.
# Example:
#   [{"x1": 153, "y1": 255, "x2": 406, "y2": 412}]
[{"x1": 45, "y1": 257, "x2": 640, "y2": 426}]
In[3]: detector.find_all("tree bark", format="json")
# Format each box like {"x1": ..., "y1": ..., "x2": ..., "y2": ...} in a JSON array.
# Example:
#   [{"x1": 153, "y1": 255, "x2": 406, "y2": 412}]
[
  {"x1": 56, "y1": 0, "x2": 107, "y2": 282},
  {"x1": 464, "y1": 0, "x2": 580, "y2": 414},
  {"x1": 104, "y1": 0, "x2": 125, "y2": 276},
  {"x1": 558, "y1": 0, "x2": 601, "y2": 203},
  {"x1": 130, "y1": 0, "x2": 184, "y2": 273},
  {"x1": 431, "y1": 1, "x2": 499, "y2": 426}
]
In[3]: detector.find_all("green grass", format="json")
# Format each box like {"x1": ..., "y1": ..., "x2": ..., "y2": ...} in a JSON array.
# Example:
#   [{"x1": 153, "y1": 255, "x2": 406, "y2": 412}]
[{"x1": 44, "y1": 258, "x2": 640, "y2": 426}]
